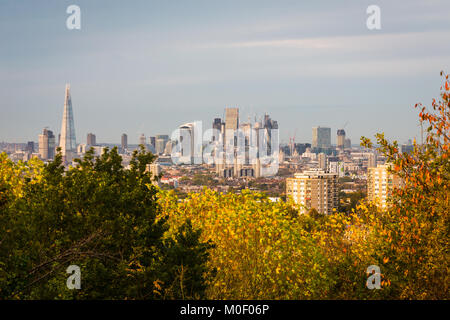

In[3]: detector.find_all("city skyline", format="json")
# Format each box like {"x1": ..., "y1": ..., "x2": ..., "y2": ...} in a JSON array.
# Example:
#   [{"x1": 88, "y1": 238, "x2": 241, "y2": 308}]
[{"x1": 1, "y1": 1, "x2": 450, "y2": 144}]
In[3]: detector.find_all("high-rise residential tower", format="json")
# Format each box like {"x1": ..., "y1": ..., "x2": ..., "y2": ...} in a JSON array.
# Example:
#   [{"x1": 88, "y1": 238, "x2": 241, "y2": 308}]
[
  {"x1": 59, "y1": 84, "x2": 77, "y2": 163},
  {"x1": 368, "y1": 153, "x2": 377, "y2": 168},
  {"x1": 286, "y1": 170, "x2": 338, "y2": 215},
  {"x1": 367, "y1": 164, "x2": 402, "y2": 209}
]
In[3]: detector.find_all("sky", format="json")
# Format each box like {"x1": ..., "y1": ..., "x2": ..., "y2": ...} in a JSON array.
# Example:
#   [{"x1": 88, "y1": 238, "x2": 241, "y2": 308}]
[{"x1": 1, "y1": 0, "x2": 449, "y2": 145}]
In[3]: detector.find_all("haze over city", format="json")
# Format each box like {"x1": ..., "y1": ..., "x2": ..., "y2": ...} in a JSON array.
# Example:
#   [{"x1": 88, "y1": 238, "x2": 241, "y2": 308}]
[{"x1": 1, "y1": 0, "x2": 450, "y2": 144}]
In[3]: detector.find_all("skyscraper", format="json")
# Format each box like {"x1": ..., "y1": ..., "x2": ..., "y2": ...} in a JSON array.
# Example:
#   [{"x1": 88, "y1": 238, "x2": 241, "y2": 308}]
[
  {"x1": 26, "y1": 141, "x2": 35, "y2": 153},
  {"x1": 87, "y1": 133, "x2": 96, "y2": 146},
  {"x1": 225, "y1": 108, "x2": 239, "y2": 149},
  {"x1": 344, "y1": 138, "x2": 351, "y2": 149},
  {"x1": 225, "y1": 108, "x2": 239, "y2": 131},
  {"x1": 212, "y1": 118, "x2": 222, "y2": 142},
  {"x1": 39, "y1": 128, "x2": 55, "y2": 160},
  {"x1": 59, "y1": 84, "x2": 77, "y2": 163},
  {"x1": 139, "y1": 134, "x2": 147, "y2": 148},
  {"x1": 337, "y1": 129, "x2": 346, "y2": 149},
  {"x1": 155, "y1": 135, "x2": 169, "y2": 155},
  {"x1": 121, "y1": 133, "x2": 128, "y2": 151},
  {"x1": 149, "y1": 136, "x2": 156, "y2": 149},
  {"x1": 312, "y1": 126, "x2": 331, "y2": 150}
]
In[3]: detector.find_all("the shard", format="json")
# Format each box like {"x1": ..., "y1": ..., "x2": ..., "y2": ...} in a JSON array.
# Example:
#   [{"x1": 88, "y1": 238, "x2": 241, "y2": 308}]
[{"x1": 59, "y1": 84, "x2": 77, "y2": 163}]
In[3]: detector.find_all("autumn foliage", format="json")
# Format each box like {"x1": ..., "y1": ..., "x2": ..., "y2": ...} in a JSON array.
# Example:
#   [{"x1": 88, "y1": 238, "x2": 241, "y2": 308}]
[{"x1": 0, "y1": 74, "x2": 448, "y2": 300}]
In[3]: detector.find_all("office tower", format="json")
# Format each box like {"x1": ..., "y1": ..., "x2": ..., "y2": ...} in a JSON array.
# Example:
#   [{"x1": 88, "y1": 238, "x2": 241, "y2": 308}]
[
  {"x1": 239, "y1": 122, "x2": 252, "y2": 165},
  {"x1": 367, "y1": 164, "x2": 402, "y2": 209},
  {"x1": 26, "y1": 141, "x2": 35, "y2": 153},
  {"x1": 121, "y1": 133, "x2": 128, "y2": 151},
  {"x1": 337, "y1": 129, "x2": 346, "y2": 149},
  {"x1": 344, "y1": 138, "x2": 351, "y2": 149},
  {"x1": 179, "y1": 123, "x2": 195, "y2": 164},
  {"x1": 312, "y1": 126, "x2": 331, "y2": 149},
  {"x1": 139, "y1": 134, "x2": 146, "y2": 147},
  {"x1": 155, "y1": 135, "x2": 169, "y2": 155},
  {"x1": 38, "y1": 128, "x2": 55, "y2": 160},
  {"x1": 263, "y1": 114, "x2": 278, "y2": 156},
  {"x1": 212, "y1": 118, "x2": 222, "y2": 141},
  {"x1": 368, "y1": 153, "x2": 377, "y2": 168},
  {"x1": 318, "y1": 153, "x2": 327, "y2": 170},
  {"x1": 164, "y1": 140, "x2": 173, "y2": 155},
  {"x1": 149, "y1": 136, "x2": 156, "y2": 149},
  {"x1": 87, "y1": 133, "x2": 96, "y2": 146},
  {"x1": 59, "y1": 84, "x2": 77, "y2": 163},
  {"x1": 225, "y1": 108, "x2": 239, "y2": 148},
  {"x1": 225, "y1": 108, "x2": 239, "y2": 130},
  {"x1": 286, "y1": 170, "x2": 338, "y2": 215}
]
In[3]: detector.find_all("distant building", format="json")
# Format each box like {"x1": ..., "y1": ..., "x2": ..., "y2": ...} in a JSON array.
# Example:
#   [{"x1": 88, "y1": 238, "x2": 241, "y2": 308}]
[
  {"x1": 212, "y1": 118, "x2": 222, "y2": 142},
  {"x1": 312, "y1": 126, "x2": 331, "y2": 149},
  {"x1": 401, "y1": 143, "x2": 414, "y2": 155},
  {"x1": 121, "y1": 133, "x2": 128, "y2": 151},
  {"x1": 367, "y1": 164, "x2": 402, "y2": 209},
  {"x1": 293, "y1": 143, "x2": 311, "y2": 156},
  {"x1": 26, "y1": 141, "x2": 35, "y2": 153},
  {"x1": 147, "y1": 163, "x2": 162, "y2": 187},
  {"x1": 368, "y1": 153, "x2": 377, "y2": 168},
  {"x1": 225, "y1": 108, "x2": 239, "y2": 148},
  {"x1": 328, "y1": 161, "x2": 345, "y2": 177},
  {"x1": 155, "y1": 135, "x2": 169, "y2": 155},
  {"x1": 344, "y1": 138, "x2": 351, "y2": 149},
  {"x1": 38, "y1": 128, "x2": 55, "y2": 160},
  {"x1": 59, "y1": 84, "x2": 77, "y2": 164},
  {"x1": 318, "y1": 153, "x2": 327, "y2": 170},
  {"x1": 87, "y1": 133, "x2": 96, "y2": 146},
  {"x1": 337, "y1": 129, "x2": 346, "y2": 149},
  {"x1": 263, "y1": 114, "x2": 278, "y2": 156},
  {"x1": 286, "y1": 170, "x2": 338, "y2": 215},
  {"x1": 225, "y1": 108, "x2": 239, "y2": 131},
  {"x1": 149, "y1": 136, "x2": 156, "y2": 149},
  {"x1": 139, "y1": 134, "x2": 146, "y2": 148}
]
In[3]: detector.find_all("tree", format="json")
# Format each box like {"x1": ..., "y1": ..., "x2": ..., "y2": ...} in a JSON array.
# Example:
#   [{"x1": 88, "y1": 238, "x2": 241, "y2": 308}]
[
  {"x1": 360, "y1": 71, "x2": 450, "y2": 299},
  {"x1": 0, "y1": 146, "x2": 212, "y2": 299}
]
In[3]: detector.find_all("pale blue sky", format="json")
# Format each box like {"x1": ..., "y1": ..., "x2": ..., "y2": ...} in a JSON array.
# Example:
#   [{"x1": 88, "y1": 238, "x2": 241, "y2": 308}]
[{"x1": 1, "y1": 0, "x2": 449, "y2": 144}]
